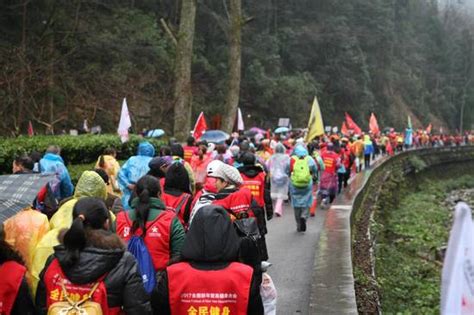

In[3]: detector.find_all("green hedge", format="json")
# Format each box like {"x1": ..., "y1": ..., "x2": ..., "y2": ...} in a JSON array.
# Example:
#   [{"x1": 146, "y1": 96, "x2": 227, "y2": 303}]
[{"x1": 0, "y1": 134, "x2": 165, "y2": 174}]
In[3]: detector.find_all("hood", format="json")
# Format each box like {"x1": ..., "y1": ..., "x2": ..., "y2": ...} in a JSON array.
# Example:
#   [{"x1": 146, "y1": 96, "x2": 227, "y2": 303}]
[
  {"x1": 294, "y1": 144, "x2": 308, "y2": 158},
  {"x1": 238, "y1": 165, "x2": 263, "y2": 178},
  {"x1": 42, "y1": 153, "x2": 65, "y2": 163},
  {"x1": 182, "y1": 205, "x2": 240, "y2": 262},
  {"x1": 138, "y1": 141, "x2": 155, "y2": 157},
  {"x1": 74, "y1": 171, "x2": 107, "y2": 200},
  {"x1": 364, "y1": 135, "x2": 372, "y2": 145},
  {"x1": 55, "y1": 229, "x2": 125, "y2": 284}
]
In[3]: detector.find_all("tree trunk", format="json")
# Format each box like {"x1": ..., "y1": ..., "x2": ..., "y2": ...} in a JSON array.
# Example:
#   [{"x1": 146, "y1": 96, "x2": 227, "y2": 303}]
[
  {"x1": 222, "y1": 0, "x2": 242, "y2": 133},
  {"x1": 173, "y1": 0, "x2": 197, "y2": 141},
  {"x1": 16, "y1": 0, "x2": 28, "y2": 135},
  {"x1": 47, "y1": 30, "x2": 55, "y2": 135}
]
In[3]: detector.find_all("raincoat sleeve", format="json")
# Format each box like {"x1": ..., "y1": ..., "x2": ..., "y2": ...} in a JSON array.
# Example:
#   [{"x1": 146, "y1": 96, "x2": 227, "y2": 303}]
[
  {"x1": 170, "y1": 218, "x2": 185, "y2": 259},
  {"x1": 30, "y1": 230, "x2": 60, "y2": 297},
  {"x1": 183, "y1": 161, "x2": 196, "y2": 194},
  {"x1": 58, "y1": 164, "x2": 74, "y2": 199},
  {"x1": 118, "y1": 159, "x2": 132, "y2": 189}
]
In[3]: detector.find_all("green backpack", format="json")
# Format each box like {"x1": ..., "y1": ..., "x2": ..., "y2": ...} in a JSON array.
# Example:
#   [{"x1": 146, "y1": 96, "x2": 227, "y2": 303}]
[{"x1": 291, "y1": 156, "x2": 312, "y2": 188}]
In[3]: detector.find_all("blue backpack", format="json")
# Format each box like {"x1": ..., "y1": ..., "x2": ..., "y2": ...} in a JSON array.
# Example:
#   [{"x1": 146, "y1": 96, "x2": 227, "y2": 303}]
[{"x1": 127, "y1": 236, "x2": 156, "y2": 294}]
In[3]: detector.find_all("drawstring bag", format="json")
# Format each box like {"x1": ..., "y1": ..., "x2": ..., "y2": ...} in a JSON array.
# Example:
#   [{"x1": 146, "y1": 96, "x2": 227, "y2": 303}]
[{"x1": 127, "y1": 236, "x2": 156, "y2": 294}]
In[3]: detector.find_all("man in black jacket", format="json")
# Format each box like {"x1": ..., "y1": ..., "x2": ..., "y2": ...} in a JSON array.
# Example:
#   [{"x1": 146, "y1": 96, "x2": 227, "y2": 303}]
[{"x1": 152, "y1": 205, "x2": 264, "y2": 315}]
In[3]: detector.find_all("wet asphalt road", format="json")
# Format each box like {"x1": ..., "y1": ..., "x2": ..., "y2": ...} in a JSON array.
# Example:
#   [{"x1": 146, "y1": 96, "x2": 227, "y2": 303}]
[{"x1": 265, "y1": 203, "x2": 328, "y2": 315}]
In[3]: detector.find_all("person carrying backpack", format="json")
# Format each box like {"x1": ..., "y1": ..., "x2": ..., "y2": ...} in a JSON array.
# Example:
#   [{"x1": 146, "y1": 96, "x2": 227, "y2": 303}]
[
  {"x1": 151, "y1": 205, "x2": 264, "y2": 315},
  {"x1": 36, "y1": 197, "x2": 151, "y2": 314},
  {"x1": 161, "y1": 163, "x2": 193, "y2": 229},
  {"x1": 115, "y1": 176, "x2": 185, "y2": 278},
  {"x1": 288, "y1": 145, "x2": 318, "y2": 232}
]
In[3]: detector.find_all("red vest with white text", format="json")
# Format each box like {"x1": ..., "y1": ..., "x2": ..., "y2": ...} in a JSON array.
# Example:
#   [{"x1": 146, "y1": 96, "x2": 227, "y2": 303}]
[
  {"x1": 116, "y1": 210, "x2": 174, "y2": 271},
  {"x1": 0, "y1": 261, "x2": 26, "y2": 315},
  {"x1": 167, "y1": 262, "x2": 253, "y2": 315},
  {"x1": 43, "y1": 259, "x2": 114, "y2": 314},
  {"x1": 212, "y1": 188, "x2": 254, "y2": 218},
  {"x1": 241, "y1": 173, "x2": 265, "y2": 207}
]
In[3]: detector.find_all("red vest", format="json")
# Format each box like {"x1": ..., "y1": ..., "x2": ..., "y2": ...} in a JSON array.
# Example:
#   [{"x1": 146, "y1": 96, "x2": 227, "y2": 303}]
[
  {"x1": 241, "y1": 173, "x2": 265, "y2": 207},
  {"x1": 116, "y1": 210, "x2": 174, "y2": 271},
  {"x1": 213, "y1": 188, "x2": 254, "y2": 217},
  {"x1": 43, "y1": 259, "x2": 116, "y2": 314},
  {"x1": 183, "y1": 146, "x2": 197, "y2": 164},
  {"x1": 321, "y1": 151, "x2": 339, "y2": 174},
  {"x1": 0, "y1": 261, "x2": 26, "y2": 315},
  {"x1": 162, "y1": 192, "x2": 191, "y2": 226},
  {"x1": 167, "y1": 262, "x2": 253, "y2": 315}
]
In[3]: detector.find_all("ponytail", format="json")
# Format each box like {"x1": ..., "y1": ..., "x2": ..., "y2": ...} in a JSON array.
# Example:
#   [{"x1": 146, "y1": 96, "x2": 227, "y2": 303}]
[
  {"x1": 133, "y1": 175, "x2": 161, "y2": 236},
  {"x1": 62, "y1": 197, "x2": 109, "y2": 268},
  {"x1": 132, "y1": 189, "x2": 152, "y2": 236},
  {"x1": 98, "y1": 155, "x2": 106, "y2": 169},
  {"x1": 62, "y1": 217, "x2": 86, "y2": 267}
]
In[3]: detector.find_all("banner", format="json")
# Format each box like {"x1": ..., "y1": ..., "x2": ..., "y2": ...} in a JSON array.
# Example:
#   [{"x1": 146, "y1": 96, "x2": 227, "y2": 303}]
[
  {"x1": 193, "y1": 112, "x2": 208, "y2": 140},
  {"x1": 441, "y1": 202, "x2": 474, "y2": 315},
  {"x1": 117, "y1": 98, "x2": 132, "y2": 143},
  {"x1": 237, "y1": 107, "x2": 245, "y2": 131},
  {"x1": 345, "y1": 112, "x2": 362, "y2": 135},
  {"x1": 426, "y1": 123, "x2": 432, "y2": 134},
  {"x1": 305, "y1": 96, "x2": 325, "y2": 142},
  {"x1": 369, "y1": 113, "x2": 380, "y2": 135},
  {"x1": 27, "y1": 121, "x2": 34, "y2": 137}
]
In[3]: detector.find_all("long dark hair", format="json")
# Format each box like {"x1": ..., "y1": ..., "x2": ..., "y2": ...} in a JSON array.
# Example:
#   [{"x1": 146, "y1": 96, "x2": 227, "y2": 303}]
[
  {"x1": 0, "y1": 226, "x2": 24, "y2": 265},
  {"x1": 62, "y1": 197, "x2": 109, "y2": 268},
  {"x1": 132, "y1": 175, "x2": 161, "y2": 235}
]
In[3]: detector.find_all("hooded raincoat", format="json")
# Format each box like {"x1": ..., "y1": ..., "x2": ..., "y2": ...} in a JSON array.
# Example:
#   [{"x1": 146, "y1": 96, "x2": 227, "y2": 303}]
[
  {"x1": 118, "y1": 142, "x2": 155, "y2": 209},
  {"x1": 267, "y1": 143, "x2": 290, "y2": 200},
  {"x1": 287, "y1": 145, "x2": 318, "y2": 208},
  {"x1": 30, "y1": 171, "x2": 108, "y2": 295},
  {"x1": 39, "y1": 153, "x2": 74, "y2": 200}
]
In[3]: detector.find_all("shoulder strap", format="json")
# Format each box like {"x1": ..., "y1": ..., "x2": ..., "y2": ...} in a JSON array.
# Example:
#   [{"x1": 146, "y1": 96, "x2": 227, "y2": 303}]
[
  {"x1": 174, "y1": 194, "x2": 190, "y2": 214},
  {"x1": 60, "y1": 281, "x2": 100, "y2": 306}
]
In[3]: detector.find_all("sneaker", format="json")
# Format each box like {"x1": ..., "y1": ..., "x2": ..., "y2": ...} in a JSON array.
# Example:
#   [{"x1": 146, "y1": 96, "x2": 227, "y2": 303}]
[{"x1": 300, "y1": 218, "x2": 306, "y2": 232}]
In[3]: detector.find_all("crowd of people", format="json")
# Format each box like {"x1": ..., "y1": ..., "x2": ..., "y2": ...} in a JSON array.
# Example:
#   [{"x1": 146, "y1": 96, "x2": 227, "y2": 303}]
[{"x1": 1, "y1": 127, "x2": 473, "y2": 314}]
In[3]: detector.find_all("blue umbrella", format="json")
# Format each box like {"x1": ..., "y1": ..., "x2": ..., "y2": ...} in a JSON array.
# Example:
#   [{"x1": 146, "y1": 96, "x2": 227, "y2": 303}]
[
  {"x1": 146, "y1": 129, "x2": 165, "y2": 138},
  {"x1": 200, "y1": 130, "x2": 230, "y2": 144},
  {"x1": 275, "y1": 127, "x2": 290, "y2": 134}
]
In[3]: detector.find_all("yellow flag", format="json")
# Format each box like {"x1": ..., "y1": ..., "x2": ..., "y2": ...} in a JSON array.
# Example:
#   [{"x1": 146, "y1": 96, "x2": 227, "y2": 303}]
[{"x1": 305, "y1": 96, "x2": 325, "y2": 142}]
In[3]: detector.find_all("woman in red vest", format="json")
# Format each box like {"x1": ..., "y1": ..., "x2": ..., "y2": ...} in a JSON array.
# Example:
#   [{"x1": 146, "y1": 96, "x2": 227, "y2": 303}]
[
  {"x1": 115, "y1": 175, "x2": 185, "y2": 271},
  {"x1": 151, "y1": 205, "x2": 264, "y2": 315},
  {"x1": 0, "y1": 228, "x2": 35, "y2": 315},
  {"x1": 161, "y1": 163, "x2": 193, "y2": 229},
  {"x1": 36, "y1": 197, "x2": 151, "y2": 314}
]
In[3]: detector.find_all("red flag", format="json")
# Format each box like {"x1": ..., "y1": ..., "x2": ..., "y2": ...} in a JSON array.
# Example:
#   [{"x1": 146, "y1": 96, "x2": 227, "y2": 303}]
[
  {"x1": 341, "y1": 121, "x2": 349, "y2": 136},
  {"x1": 426, "y1": 123, "x2": 432, "y2": 134},
  {"x1": 28, "y1": 121, "x2": 34, "y2": 137},
  {"x1": 193, "y1": 112, "x2": 208, "y2": 140},
  {"x1": 345, "y1": 112, "x2": 362, "y2": 135},
  {"x1": 369, "y1": 113, "x2": 380, "y2": 135}
]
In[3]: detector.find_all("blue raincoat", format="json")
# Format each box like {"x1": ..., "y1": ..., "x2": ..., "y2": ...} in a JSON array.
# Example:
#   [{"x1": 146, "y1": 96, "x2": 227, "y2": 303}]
[
  {"x1": 39, "y1": 153, "x2": 74, "y2": 200},
  {"x1": 118, "y1": 142, "x2": 155, "y2": 209},
  {"x1": 287, "y1": 145, "x2": 318, "y2": 208}
]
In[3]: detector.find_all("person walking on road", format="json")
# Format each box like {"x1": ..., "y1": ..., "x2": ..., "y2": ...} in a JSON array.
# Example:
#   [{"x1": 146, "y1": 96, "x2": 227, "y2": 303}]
[
  {"x1": 267, "y1": 143, "x2": 290, "y2": 217},
  {"x1": 288, "y1": 145, "x2": 318, "y2": 232}
]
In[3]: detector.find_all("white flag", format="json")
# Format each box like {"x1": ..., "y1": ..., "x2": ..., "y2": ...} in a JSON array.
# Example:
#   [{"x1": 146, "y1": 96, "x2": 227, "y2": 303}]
[
  {"x1": 237, "y1": 107, "x2": 245, "y2": 131},
  {"x1": 117, "y1": 98, "x2": 132, "y2": 143},
  {"x1": 441, "y1": 202, "x2": 474, "y2": 315}
]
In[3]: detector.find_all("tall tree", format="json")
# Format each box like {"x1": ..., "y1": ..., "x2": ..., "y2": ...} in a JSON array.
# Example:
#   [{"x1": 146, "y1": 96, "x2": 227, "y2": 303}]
[
  {"x1": 222, "y1": 0, "x2": 242, "y2": 133},
  {"x1": 173, "y1": 0, "x2": 197, "y2": 141}
]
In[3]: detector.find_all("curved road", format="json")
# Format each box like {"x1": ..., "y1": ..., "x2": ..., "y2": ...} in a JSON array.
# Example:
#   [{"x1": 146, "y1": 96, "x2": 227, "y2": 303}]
[{"x1": 265, "y1": 203, "x2": 327, "y2": 314}]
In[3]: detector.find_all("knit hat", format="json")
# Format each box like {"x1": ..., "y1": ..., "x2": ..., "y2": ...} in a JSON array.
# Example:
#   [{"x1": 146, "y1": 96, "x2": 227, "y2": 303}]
[
  {"x1": 207, "y1": 160, "x2": 243, "y2": 186},
  {"x1": 148, "y1": 156, "x2": 172, "y2": 178},
  {"x1": 164, "y1": 162, "x2": 191, "y2": 193}
]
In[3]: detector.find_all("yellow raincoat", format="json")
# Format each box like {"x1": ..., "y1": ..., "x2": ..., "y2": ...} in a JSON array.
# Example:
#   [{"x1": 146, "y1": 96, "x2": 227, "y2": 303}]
[
  {"x1": 3, "y1": 207, "x2": 50, "y2": 287},
  {"x1": 95, "y1": 154, "x2": 122, "y2": 196},
  {"x1": 30, "y1": 171, "x2": 111, "y2": 295}
]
